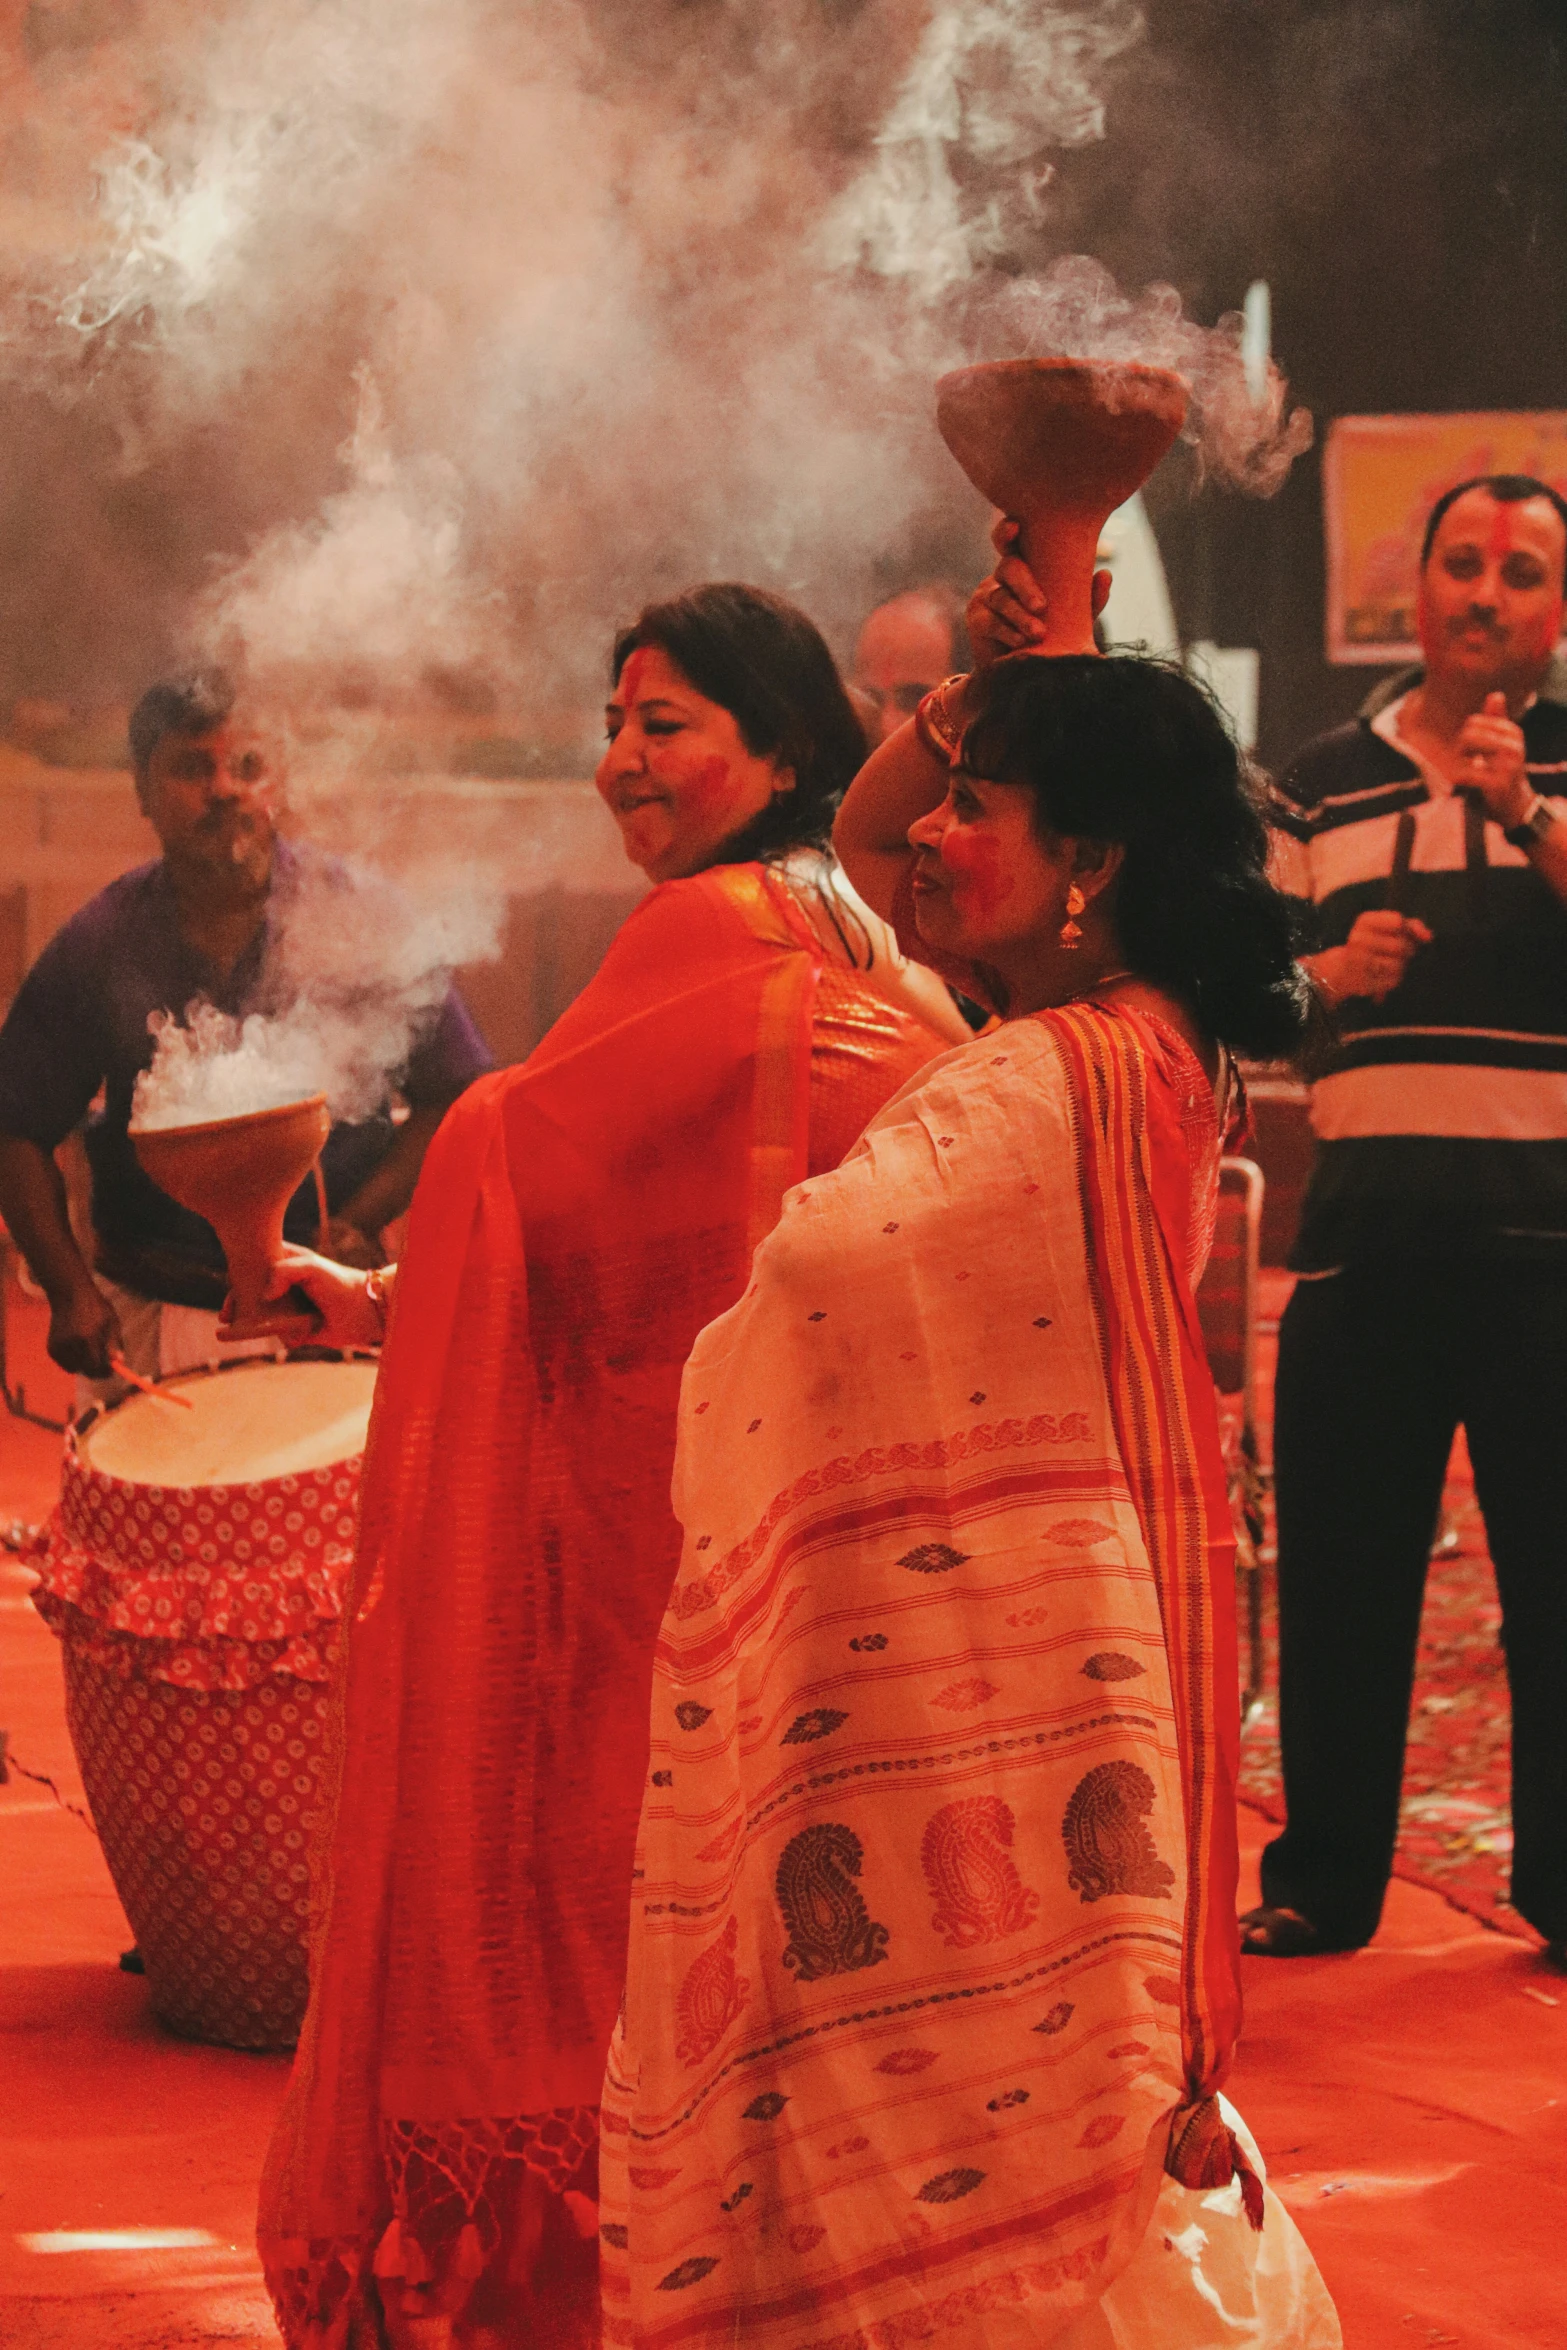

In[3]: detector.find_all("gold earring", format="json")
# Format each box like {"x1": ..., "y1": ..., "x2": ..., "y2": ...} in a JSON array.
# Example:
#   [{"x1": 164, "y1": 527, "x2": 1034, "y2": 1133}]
[{"x1": 1059, "y1": 883, "x2": 1085, "y2": 950}]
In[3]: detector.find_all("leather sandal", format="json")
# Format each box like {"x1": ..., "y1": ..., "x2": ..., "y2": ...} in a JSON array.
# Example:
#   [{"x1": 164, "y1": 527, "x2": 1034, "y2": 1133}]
[{"x1": 1238, "y1": 1903, "x2": 1328, "y2": 1957}]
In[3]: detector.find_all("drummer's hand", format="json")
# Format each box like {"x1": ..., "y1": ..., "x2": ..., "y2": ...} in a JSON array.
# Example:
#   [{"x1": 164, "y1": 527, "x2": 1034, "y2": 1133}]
[
  {"x1": 229, "y1": 1245, "x2": 384, "y2": 1352},
  {"x1": 966, "y1": 520, "x2": 1111, "y2": 664},
  {"x1": 316, "y1": 1216, "x2": 386, "y2": 1271},
  {"x1": 47, "y1": 1276, "x2": 122, "y2": 1378}
]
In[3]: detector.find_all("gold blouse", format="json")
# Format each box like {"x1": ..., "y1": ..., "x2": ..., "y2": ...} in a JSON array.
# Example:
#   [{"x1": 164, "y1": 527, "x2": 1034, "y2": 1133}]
[{"x1": 775, "y1": 856, "x2": 974, "y2": 1177}]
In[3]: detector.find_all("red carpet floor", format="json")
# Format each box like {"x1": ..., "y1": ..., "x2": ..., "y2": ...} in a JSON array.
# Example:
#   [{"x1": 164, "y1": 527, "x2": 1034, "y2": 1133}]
[{"x1": 3, "y1": 1285, "x2": 1564, "y2": 2347}]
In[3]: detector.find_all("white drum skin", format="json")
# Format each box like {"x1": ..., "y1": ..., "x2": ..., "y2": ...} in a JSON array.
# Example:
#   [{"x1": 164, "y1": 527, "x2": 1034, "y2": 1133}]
[{"x1": 82, "y1": 1358, "x2": 378, "y2": 1486}]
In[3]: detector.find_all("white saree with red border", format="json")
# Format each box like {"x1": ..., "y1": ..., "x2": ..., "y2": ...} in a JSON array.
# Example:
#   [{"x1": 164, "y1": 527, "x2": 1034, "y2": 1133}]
[{"x1": 600, "y1": 1005, "x2": 1339, "y2": 2349}]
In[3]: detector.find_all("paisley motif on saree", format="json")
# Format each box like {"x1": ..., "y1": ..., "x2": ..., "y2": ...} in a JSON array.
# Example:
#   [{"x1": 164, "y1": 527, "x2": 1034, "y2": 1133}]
[{"x1": 601, "y1": 1006, "x2": 1286, "y2": 2349}]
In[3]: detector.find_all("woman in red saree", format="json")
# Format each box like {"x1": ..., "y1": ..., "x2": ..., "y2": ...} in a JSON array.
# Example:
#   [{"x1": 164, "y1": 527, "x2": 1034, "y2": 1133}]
[
  {"x1": 257, "y1": 585, "x2": 969, "y2": 2348},
  {"x1": 601, "y1": 629, "x2": 1341, "y2": 2345}
]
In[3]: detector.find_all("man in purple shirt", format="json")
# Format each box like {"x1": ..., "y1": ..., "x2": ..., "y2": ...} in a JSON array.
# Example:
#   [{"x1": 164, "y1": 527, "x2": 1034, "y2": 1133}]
[{"x1": 0, "y1": 672, "x2": 492, "y2": 1383}]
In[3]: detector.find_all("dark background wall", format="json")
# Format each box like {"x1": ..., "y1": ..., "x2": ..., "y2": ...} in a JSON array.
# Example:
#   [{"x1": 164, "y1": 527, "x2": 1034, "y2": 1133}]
[{"x1": 1057, "y1": 0, "x2": 1567, "y2": 771}]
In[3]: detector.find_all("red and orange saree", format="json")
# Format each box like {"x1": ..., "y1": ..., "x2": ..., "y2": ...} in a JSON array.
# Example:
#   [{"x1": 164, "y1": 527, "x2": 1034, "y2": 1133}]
[
  {"x1": 260, "y1": 860, "x2": 958, "y2": 2348},
  {"x1": 601, "y1": 1003, "x2": 1339, "y2": 2348}
]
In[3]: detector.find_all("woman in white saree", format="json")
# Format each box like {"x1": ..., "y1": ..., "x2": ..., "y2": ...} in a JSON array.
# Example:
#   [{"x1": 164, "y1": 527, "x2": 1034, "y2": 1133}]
[{"x1": 600, "y1": 640, "x2": 1341, "y2": 2349}]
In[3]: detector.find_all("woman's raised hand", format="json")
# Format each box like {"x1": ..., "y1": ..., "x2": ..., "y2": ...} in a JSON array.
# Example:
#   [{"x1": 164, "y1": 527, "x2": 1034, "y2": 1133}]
[
  {"x1": 229, "y1": 1243, "x2": 389, "y2": 1352},
  {"x1": 966, "y1": 519, "x2": 1112, "y2": 665}
]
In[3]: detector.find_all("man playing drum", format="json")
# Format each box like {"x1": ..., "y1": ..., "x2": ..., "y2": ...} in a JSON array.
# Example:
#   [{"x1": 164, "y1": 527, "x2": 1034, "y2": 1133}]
[{"x1": 0, "y1": 670, "x2": 491, "y2": 1395}]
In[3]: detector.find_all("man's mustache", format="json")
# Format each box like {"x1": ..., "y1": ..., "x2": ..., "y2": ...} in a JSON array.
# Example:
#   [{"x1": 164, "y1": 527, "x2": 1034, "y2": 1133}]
[
  {"x1": 1449, "y1": 610, "x2": 1504, "y2": 640},
  {"x1": 195, "y1": 800, "x2": 261, "y2": 832}
]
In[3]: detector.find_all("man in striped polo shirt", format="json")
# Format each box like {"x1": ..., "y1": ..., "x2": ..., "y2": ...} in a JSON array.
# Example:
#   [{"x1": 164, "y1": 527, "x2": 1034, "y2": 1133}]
[{"x1": 1251, "y1": 473, "x2": 1567, "y2": 1962}]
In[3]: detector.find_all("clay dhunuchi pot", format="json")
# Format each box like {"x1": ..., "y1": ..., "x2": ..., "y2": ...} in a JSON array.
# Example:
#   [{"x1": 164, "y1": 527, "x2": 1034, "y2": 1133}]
[
  {"x1": 936, "y1": 357, "x2": 1190, "y2": 655},
  {"x1": 132, "y1": 1095, "x2": 331, "y2": 1340}
]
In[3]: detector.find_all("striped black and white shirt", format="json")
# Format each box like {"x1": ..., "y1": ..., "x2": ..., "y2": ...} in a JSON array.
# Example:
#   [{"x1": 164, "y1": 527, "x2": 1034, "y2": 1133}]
[{"x1": 1270, "y1": 679, "x2": 1567, "y2": 1271}]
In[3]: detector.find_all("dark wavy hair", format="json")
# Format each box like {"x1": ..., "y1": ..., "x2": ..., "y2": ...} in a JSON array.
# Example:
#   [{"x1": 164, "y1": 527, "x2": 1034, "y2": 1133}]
[
  {"x1": 610, "y1": 583, "x2": 868, "y2": 863},
  {"x1": 128, "y1": 668, "x2": 235, "y2": 778},
  {"x1": 960, "y1": 654, "x2": 1312, "y2": 1059}
]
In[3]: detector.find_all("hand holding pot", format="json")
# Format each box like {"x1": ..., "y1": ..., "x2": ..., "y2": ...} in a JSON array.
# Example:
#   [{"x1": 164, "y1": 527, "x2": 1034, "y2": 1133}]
[
  {"x1": 221, "y1": 1245, "x2": 386, "y2": 1353},
  {"x1": 968, "y1": 519, "x2": 1112, "y2": 666}
]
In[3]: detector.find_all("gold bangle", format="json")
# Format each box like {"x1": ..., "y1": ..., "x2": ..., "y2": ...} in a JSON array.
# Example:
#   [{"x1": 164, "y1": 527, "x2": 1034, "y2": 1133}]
[
  {"x1": 364, "y1": 1265, "x2": 394, "y2": 1341},
  {"x1": 914, "y1": 674, "x2": 971, "y2": 765}
]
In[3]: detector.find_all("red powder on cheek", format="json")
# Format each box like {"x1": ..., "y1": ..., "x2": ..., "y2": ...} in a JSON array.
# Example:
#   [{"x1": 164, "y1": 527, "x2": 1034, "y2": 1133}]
[
  {"x1": 939, "y1": 827, "x2": 1013, "y2": 917},
  {"x1": 687, "y1": 753, "x2": 732, "y2": 813}
]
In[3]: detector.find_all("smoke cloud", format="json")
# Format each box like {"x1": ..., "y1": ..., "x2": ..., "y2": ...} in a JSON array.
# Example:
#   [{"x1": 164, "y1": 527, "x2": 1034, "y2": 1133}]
[
  {"x1": 5, "y1": 0, "x2": 1313, "y2": 1123},
  {"x1": 2, "y1": 0, "x2": 1309, "y2": 730},
  {"x1": 968, "y1": 257, "x2": 1313, "y2": 492},
  {"x1": 822, "y1": 0, "x2": 1143, "y2": 295},
  {"x1": 130, "y1": 853, "x2": 502, "y2": 1130},
  {"x1": 131, "y1": 1001, "x2": 335, "y2": 1133}
]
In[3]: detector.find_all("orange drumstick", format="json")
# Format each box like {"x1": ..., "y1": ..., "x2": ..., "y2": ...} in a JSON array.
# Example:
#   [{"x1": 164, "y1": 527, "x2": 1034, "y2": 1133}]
[{"x1": 109, "y1": 1354, "x2": 195, "y2": 1409}]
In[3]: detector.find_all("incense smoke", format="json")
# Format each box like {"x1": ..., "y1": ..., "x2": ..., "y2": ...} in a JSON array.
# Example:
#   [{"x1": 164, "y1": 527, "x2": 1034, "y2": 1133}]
[
  {"x1": 822, "y1": 0, "x2": 1143, "y2": 296},
  {"x1": 131, "y1": 854, "x2": 501, "y2": 1131},
  {"x1": 969, "y1": 259, "x2": 1313, "y2": 492},
  {"x1": 2, "y1": 0, "x2": 1310, "y2": 726},
  {"x1": 6, "y1": 0, "x2": 1313, "y2": 1120},
  {"x1": 131, "y1": 1003, "x2": 333, "y2": 1132}
]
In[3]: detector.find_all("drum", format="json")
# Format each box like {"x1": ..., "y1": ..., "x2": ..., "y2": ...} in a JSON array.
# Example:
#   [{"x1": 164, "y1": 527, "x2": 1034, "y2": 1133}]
[{"x1": 30, "y1": 1356, "x2": 378, "y2": 2052}]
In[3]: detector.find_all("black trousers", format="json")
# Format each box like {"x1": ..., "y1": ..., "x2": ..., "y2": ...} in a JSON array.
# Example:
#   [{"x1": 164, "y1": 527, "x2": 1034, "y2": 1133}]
[{"x1": 1260, "y1": 1259, "x2": 1567, "y2": 1947}]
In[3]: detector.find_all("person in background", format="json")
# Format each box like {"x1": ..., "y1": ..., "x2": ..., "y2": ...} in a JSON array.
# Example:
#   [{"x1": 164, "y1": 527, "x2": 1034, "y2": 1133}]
[
  {"x1": 1251, "y1": 473, "x2": 1567, "y2": 1962},
  {"x1": 851, "y1": 583, "x2": 963, "y2": 744},
  {"x1": 602, "y1": 569, "x2": 1337, "y2": 2346},
  {"x1": 256, "y1": 585, "x2": 969, "y2": 2350},
  {"x1": 0, "y1": 671, "x2": 491, "y2": 1393}
]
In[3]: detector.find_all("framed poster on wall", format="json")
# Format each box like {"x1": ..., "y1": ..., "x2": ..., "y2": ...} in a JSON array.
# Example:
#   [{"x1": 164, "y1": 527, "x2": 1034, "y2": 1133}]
[{"x1": 1324, "y1": 411, "x2": 1567, "y2": 664}]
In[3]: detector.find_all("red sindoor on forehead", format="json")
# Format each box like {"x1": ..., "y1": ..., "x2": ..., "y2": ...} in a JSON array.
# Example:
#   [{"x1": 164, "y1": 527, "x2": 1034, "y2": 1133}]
[
  {"x1": 1487, "y1": 500, "x2": 1517, "y2": 561},
  {"x1": 619, "y1": 648, "x2": 650, "y2": 705}
]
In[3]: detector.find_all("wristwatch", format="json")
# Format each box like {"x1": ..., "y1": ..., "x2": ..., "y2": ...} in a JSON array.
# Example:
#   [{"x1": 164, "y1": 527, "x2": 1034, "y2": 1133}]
[{"x1": 1504, "y1": 793, "x2": 1559, "y2": 850}]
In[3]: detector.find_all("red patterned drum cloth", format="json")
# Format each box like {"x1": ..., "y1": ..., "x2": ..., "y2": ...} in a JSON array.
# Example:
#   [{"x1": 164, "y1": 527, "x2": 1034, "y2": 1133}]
[{"x1": 30, "y1": 1358, "x2": 377, "y2": 2051}]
